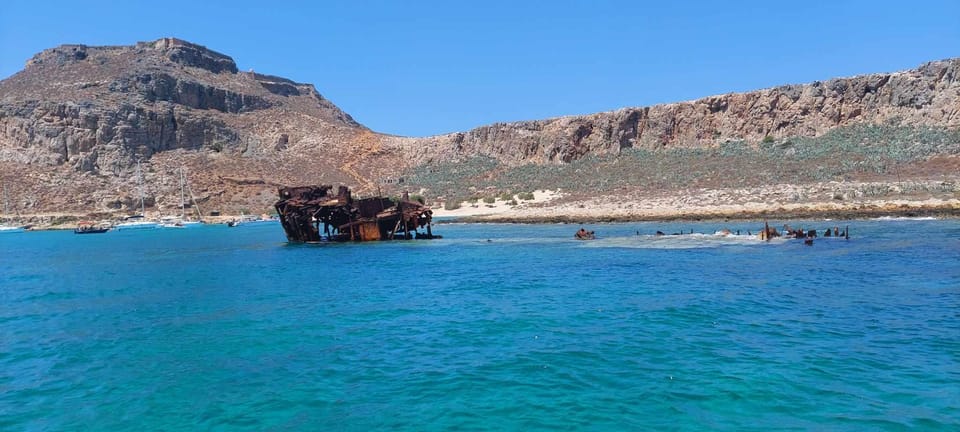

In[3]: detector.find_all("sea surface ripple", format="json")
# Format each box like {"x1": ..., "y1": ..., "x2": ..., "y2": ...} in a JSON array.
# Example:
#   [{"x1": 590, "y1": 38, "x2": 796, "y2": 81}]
[{"x1": 1, "y1": 220, "x2": 958, "y2": 430}]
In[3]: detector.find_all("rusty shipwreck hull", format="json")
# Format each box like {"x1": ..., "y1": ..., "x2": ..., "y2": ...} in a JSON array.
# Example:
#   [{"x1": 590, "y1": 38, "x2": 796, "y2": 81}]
[{"x1": 274, "y1": 185, "x2": 439, "y2": 243}]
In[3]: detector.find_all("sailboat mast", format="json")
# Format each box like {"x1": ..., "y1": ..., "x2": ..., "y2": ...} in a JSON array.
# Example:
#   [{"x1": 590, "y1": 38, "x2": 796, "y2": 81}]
[
  {"x1": 183, "y1": 169, "x2": 203, "y2": 221},
  {"x1": 190, "y1": 184, "x2": 203, "y2": 221},
  {"x1": 179, "y1": 167, "x2": 186, "y2": 219},
  {"x1": 136, "y1": 160, "x2": 146, "y2": 216},
  {"x1": 2, "y1": 183, "x2": 8, "y2": 222}
]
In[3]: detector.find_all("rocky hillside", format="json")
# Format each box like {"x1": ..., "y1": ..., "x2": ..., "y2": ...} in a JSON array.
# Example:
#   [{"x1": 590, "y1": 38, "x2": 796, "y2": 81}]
[
  {"x1": 1, "y1": 38, "x2": 361, "y2": 167},
  {"x1": 399, "y1": 58, "x2": 959, "y2": 165},
  {"x1": 0, "y1": 38, "x2": 408, "y2": 215},
  {"x1": 0, "y1": 38, "x2": 957, "y2": 218}
]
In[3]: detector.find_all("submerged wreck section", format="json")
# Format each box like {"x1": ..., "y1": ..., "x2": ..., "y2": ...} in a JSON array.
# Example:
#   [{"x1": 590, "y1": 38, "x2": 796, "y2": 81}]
[{"x1": 274, "y1": 185, "x2": 439, "y2": 243}]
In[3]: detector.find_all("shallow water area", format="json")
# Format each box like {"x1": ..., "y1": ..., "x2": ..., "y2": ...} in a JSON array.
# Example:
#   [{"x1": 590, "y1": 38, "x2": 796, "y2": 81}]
[{"x1": 1, "y1": 219, "x2": 958, "y2": 430}]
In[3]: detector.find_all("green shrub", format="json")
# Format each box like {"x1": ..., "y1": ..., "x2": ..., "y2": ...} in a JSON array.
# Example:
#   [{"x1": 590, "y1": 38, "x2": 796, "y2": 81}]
[
  {"x1": 498, "y1": 192, "x2": 514, "y2": 201},
  {"x1": 443, "y1": 201, "x2": 461, "y2": 210},
  {"x1": 517, "y1": 192, "x2": 535, "y2": 200},
  {"x1": 482, "y1": 196, "x2": 496, "y2": 204},
  {"x1": 49, "y1": 215, "x2": 79, "y2": 226},
  {"x1": 397, "y1": 125, "x2": 960, "y2": 197}
]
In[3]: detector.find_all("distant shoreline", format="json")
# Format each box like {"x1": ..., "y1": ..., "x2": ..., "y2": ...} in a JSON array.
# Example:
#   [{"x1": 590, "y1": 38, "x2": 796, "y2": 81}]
[
  {"x1": 10, "y1": 215, "x2": 249, "y2": 231},
  {"x1": 431, "y1": 183, "x2": 960, "y2": 225},
  {"x1": 12, "y1": 208, "x2": 958, "y2": 231},
  {"x1": 445, "y1": 203, "x2": 960, "y2": 224},
  {"x1": 10, "y1": 189, "x2": 959, "y2": 230}
]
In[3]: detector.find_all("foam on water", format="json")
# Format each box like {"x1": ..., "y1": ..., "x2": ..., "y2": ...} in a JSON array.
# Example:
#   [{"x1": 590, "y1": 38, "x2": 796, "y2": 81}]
[
  {"x1": 582, "y1": 233, "x2": 785, "y2": 249},
  {"x1": 873, "y1": 216, "x2": 940, "y2": 221}
]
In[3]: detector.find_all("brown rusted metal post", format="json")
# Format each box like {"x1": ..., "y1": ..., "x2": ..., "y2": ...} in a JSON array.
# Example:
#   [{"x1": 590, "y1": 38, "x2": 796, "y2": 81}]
[{"x1": 391, "y1": 218, "x2": 401, "y2": 240}]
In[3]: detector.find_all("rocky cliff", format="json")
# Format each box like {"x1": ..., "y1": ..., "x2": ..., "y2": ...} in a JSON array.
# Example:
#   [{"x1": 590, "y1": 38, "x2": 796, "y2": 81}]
[
  {"x1": 0, "y1": 38, "x2": 361, "y2": 170},
  {"x1": 0, "y1": 38, "x2": 398, "y2": 215},
  {"x1": 402, "y1": 58, "x2": 959, "y2": 165},
  {"x1": 0, "y1": 38, "x2": 957, "y2": 217}
]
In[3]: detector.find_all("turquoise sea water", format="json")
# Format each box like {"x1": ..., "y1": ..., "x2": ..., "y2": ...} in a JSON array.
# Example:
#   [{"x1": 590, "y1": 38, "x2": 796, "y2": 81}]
[{"x1": 1, "y1": 220, "x2": 958, "y2": 431}]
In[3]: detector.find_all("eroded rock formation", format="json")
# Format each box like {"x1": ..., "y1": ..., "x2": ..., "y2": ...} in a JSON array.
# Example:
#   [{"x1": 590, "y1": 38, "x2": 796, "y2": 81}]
[
  {"x1": 403, "y1": 58, "x2": 959, "y2": 165},
  {"x1": 0, "y1": 37, "x2": 360, "y2": 174}
]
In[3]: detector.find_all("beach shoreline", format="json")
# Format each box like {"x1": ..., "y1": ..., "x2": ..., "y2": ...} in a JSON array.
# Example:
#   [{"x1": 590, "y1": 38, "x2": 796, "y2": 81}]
[
  {"x1": 13, "y1": 202, "x2": 959, "y2": 231},
  {"x1": 447, "y1": 204, "x2": 960, "y2": 224},
  {"x1": 9, "y1": 215, "x2": 254, "y2": 231},
  {"x1": 432, "y1": 182, "x2": 960, "y2": 224},
  {"x1": 9, "y1": 181, "x2": 959, "y2": 230}
]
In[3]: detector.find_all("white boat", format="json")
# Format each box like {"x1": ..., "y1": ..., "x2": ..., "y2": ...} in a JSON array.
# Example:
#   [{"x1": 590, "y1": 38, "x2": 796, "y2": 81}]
[
  {"x1": 159, "y1": 217, "x2": 203, "y2": 229},
  {"x1": 159, "y1": 216, "x2": 186, "y2": 228},
  {"x1": 161, "y1": 167, "x2": 205, "y2": 228},
  {"x1": 115, "y1": 215, "x2": 159, "y2": 230},
  {"x1": 0, "y1": 184, "x2": 26, "y2": 233},
  {"x1": 226, "y1": 212, "x2": 276, "y2": 227},
  {"x1": 243, "y1": 217, "x2": 279, "y2": 225},
  {"x1": 115, "y1": 161, "x2": 158, "y2": 230},
  {"x1": 0, "y1": 225, "x2": 26, "y2": 233}
]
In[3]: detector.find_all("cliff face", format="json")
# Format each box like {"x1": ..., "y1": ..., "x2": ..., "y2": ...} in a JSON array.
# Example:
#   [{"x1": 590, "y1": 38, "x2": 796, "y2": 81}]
[
  {"x1": 406, "y1": 59, "x2": 960, "y2": 165},
  {"x1": 0, "y1": 38, "x2": 361, "y2": 173},
  {"x1": 0, "y1": 38, "x2": 388, "y2": 214},
  {"x1": 0, "y1": 38, "x2": 957, "y2": 216}
]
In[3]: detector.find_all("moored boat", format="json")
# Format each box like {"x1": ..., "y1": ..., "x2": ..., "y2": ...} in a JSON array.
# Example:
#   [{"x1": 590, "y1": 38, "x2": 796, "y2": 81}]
[
  {"x1": 0, "y1": 224, "x2": 26, "y2": 233},
  {"x1": 161, "y1": 168, "x2": 205, "y2": 229},
  {"x1": 1, "y1": 184, "x2": 26, "y2": 233},
  {"x1": 116, "y1": 161, "x2": 159, "y2": 230},
  {"x1": 159, "y1": 216, "x2": 204, "y2": 228},
  {"x1": 75, "y1": 221, "x2": 111, "y2": 234},
  {"x1": 114, "y1": 215, "x2": 159, "y2": 230}
]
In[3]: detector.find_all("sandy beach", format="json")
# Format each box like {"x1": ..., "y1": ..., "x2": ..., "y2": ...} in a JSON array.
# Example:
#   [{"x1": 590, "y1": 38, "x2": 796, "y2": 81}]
[
  {"x1": 432, "y1": 190, "x2": 563, "y2": 218},
  {"x1": 433, "y1": 180, "x2": 960, "y2": 223}
]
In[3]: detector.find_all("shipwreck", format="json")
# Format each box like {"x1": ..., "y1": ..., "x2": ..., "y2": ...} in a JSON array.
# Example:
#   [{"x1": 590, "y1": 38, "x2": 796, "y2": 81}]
[{"x1": 275, "y1": 185, "x2": 439, "y2": 243}]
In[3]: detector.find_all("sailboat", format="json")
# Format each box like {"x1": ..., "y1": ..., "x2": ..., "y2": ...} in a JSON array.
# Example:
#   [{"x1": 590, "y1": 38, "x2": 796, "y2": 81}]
[
  {"x1": 114, "y1": 161, "x2": 159, "y2": 230},
  {"x1": 161, "y1": 167, "x2": 204, "y2": 228},
  {"x1": 0, "y1": 184, "x2": 26, "y2": 233}
]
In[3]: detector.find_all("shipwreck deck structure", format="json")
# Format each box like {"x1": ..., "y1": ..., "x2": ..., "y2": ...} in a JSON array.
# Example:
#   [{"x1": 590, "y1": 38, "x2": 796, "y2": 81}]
[{"x1": 275, "y1": 185, "x2": 438, "y2": 243}]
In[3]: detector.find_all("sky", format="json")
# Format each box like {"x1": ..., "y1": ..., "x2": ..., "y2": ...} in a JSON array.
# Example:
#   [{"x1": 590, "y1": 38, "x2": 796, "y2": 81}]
[{"x1": 2, "y1": 1, "x2": 958, "y2": 137}]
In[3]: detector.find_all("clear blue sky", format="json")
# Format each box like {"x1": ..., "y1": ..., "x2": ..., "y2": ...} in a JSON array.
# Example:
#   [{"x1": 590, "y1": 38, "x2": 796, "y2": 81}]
[{"x1": 2, "y1": 1, "x2": 958, "y2": 137}]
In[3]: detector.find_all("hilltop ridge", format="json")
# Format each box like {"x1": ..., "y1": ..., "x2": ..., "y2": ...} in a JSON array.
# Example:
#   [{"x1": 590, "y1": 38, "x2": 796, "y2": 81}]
[{"x1": 401, "y1": 58, "x2": 959, "y2": 165}]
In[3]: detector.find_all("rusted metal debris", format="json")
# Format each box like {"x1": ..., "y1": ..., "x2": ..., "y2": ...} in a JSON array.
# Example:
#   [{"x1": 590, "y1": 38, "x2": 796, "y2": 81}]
[{"x1": 275, "y1": 185, "x2": 439, "y2": 243}]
